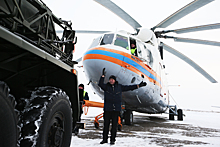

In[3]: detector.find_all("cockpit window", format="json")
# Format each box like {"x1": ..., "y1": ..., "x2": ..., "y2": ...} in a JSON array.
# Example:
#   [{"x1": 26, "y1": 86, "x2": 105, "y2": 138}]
[
  {"x1": 114, "y1": 34, "x2": 129, "y2": 49},
  {"x1": 89, "y1": 35, "x2": 102, "y2": 48},
  {"x1": 100, "y1": 34, "x2": 114, "y2": 45}
]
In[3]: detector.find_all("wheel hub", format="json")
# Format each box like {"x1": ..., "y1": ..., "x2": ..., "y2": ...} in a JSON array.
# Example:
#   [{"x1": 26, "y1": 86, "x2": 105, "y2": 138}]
[
  {"x1": 55, "y1": 126, "x2": 64, "y2": 146},
  {"x1": 49, "y1": 121, "x2": 64, "y2": 146}
]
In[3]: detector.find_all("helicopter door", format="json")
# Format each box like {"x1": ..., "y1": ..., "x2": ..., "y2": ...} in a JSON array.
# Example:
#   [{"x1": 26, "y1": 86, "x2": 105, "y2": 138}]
[
  {"x1": 136, "y1": 41, "x2": 148, "y2": 61},
  {"x1": 136, "y1": 41, "x2": 143, "y2": 57}
]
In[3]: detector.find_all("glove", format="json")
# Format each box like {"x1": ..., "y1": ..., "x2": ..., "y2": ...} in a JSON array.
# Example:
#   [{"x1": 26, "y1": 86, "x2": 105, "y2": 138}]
[
  {"x1": 102, "y1": 68, "x2": 106, "y2": 76},
  {"x1": 139, "y1": 81, "x2": 147, "y2": 87}
]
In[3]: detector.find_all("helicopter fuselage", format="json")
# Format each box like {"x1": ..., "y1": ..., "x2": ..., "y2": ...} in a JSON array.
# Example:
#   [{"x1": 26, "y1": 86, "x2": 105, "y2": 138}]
[{"x1": 83, "y1": 30, "x2": 169, "y2": 114}]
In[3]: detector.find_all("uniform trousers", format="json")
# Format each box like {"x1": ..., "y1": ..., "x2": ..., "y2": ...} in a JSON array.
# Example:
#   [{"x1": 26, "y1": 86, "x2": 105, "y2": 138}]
[{"x1": 102, "y1": 111, "x2": 120, "y2": 142}]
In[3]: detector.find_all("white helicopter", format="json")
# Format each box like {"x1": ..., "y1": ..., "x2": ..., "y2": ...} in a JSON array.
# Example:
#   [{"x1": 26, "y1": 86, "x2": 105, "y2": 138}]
[{"x1": 76, "y1": 0, "x2": 219, "y2": 124}]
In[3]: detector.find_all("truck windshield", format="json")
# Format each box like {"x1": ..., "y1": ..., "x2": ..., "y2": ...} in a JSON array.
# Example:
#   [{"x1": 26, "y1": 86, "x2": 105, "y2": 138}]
[
  {"x1": 114, "y1": 34, "x2": 129, "y2": 49},
  {"x1": 100, "y1": 34, "x2": 114, "y2": 45}
]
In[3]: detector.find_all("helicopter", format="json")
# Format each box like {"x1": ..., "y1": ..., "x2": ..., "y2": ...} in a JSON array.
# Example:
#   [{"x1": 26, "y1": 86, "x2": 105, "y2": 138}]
[{"x1": 74, "y1": 0, "x2": 220, "y2": 125}]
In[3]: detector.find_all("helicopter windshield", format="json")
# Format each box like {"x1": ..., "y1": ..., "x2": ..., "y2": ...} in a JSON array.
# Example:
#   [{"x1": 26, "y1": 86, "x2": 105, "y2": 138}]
[
  {"x1": 114, "y1": 34, "x2": 129, "y2": 49},
  {"x1": 89, "y1": 35, "x2": 102, "y2": 48},
  {"x1": 100, "y1": 34, "x2": 114, "y2": 45}
]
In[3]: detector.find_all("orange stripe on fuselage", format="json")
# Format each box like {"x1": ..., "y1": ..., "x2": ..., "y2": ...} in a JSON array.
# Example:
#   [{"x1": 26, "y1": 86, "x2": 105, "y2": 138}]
[
  {"x1": 83, "y1": 48, "x2": 162, "y2": 88},
  {"x1": 85, "y1": 47, "x2": 161, "y2": 82}
]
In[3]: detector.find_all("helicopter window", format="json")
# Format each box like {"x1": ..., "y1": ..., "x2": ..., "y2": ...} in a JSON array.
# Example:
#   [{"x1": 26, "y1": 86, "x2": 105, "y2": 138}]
[
  {"x1": 89, "y1": 35, "x2": 102, "y2": 48},
  {"x1": 147, "y1": 49, "x2": 153, "y2": 66},
  {"x1": 100, "y1": 34, "x2": 114, "y2": 45},
  {"x1": 114, "y1": 34, "x2": 129, "y2": 49}
]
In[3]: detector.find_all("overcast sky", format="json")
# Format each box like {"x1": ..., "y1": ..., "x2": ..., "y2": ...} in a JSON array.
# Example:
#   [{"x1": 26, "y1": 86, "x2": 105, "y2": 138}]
[{"x1": 44, "y1": 0, "x2": 220, "y2": 111}]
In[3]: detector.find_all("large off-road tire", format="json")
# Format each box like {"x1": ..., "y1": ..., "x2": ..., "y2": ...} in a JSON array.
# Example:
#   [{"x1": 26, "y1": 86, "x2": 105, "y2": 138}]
[
  {"x1": 169, "y1": 108, "x2": 175, "y2": 120},
  {"x1": 124, "y1": 110, "x2": 133, "y2": 125},
  {"x1": 177, "y1": 109, "x2": 183, "y2": 121},
  {"x1": 0, "y1": 81, "x2": 18, "y2": 147},
  {"x1": 19, "y1": 87, "x2": 72, "y2": 147}
]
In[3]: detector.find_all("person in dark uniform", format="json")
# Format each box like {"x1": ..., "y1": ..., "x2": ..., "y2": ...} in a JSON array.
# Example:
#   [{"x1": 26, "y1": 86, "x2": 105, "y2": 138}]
[
  {"x1": 74, "y1": 84, "x2": 89, "y2": 135},
  {"x1": 78, "y1": 84, "x2": 89, "y2": 121},
  {"x1": 79, "y1": 83, "x2": 89, "y2": 101},
  {"x1": 99, "y1": 68, "x2": 147, "y2": 145}
]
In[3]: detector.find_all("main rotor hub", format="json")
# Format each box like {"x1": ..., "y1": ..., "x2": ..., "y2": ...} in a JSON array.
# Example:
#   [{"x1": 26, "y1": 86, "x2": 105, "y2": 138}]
[{"x1": 136, "y1": 28, "x2": 154, "y2": 42}]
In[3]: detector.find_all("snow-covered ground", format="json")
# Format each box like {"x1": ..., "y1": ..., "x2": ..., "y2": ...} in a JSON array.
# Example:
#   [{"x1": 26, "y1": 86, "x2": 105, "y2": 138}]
[{"x1": 70, "y1": 108, "x2": 220, "y2": 147}]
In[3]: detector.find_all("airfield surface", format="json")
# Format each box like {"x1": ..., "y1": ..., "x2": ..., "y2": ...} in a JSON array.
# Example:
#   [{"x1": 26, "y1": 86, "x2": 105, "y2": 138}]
[{"x1": 71, "y1": 110, "x2": 220, "y2": 147}]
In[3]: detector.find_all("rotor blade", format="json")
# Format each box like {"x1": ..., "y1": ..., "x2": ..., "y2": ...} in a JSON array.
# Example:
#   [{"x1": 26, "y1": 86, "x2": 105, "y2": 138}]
[
  {"x1": 161, "y1": 42, "x2": 217, "y2": 83},
  {"x1": 76, "y1": 57, "x2": 82, "y2": 62},
  {"x1": 76, "y1": 30, "x2": 109, "y2": 34},
  {"x1": 212, "y1": 106, "x2": 220, "y2": 108},
  {"x1": 157, "y1": 23, "x2": 220, "y2": 34},
  {"x1": 56, "y1": 30, "x2": 109, "y2": 34},
  {"x1": 173, "y1": 37, "x2": 220, "y2": 47},
  {"x1": 94, "y1": 0, "x2": 142, "y2": 30},
  {"x1": 171, "y1": 23, "x2": 220, "y2": 34},
  {"x1": 56, "y1": 30, "x2": 63, "y2": 33},
  {"x1": 153, "y1": 0, "x2": 214, "y2": 29},
  {"x1": 159, "y1": 35, "x2": 220, "y2": 47}
]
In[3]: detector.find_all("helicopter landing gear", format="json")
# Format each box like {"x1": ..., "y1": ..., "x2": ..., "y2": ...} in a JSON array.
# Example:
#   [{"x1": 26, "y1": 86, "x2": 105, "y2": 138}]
[{"x1": 168, "y1": 105, "x2": 184, "y2": 121}]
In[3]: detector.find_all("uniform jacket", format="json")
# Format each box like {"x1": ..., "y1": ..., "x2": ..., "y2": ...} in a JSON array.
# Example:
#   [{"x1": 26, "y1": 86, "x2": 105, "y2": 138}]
[
  {"x1": 83, "y1": 91, "x2": 89, "y2": 100},
  {"x1": 79, "y1": 89, "x2": 89, "y2": 101},
  {"x1": 98, "y1": 76, "x2": 138, "y2": 111}
]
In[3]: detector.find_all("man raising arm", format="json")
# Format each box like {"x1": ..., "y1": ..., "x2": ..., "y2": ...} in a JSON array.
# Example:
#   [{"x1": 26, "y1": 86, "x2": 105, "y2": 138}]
[{"x1": 98, "y1": 68, "x2": 146, "y2": 145}]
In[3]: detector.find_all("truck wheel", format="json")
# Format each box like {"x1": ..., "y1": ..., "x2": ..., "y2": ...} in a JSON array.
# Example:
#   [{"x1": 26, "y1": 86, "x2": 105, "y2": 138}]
[
  {"x1": 169, "y1": 109, "x2": 175, "y2": 120},
  {"x1": 177, "y1": 109, "x2": 183, "y2": 121},
  {"x1": 124, "y1": 110, "x2": 133, "y2": 125},
  {"x1": 19, "y1": 87, "x2": 72, "y2": 147},
  {"x1": 0, "y1": 81, "x2": 18, "y2": 147}
]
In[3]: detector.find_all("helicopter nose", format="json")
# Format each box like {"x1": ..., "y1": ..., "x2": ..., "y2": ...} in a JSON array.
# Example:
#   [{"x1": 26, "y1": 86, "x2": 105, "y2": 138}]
[{"x1": 83, "y1": 48, "x2": 122, "y2": 82}]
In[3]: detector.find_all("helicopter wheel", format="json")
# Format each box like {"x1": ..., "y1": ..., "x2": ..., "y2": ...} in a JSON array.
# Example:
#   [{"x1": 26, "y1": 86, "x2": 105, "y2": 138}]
[
  {"x1": 169, "y1": 108, "x2": 175, "y2": 120},
  {"x1": 177, "y1": 109, "x2": 183, "y2": 121},
  {"x1": 124, "y1": 110, "x2": 133, "y2": 125}
]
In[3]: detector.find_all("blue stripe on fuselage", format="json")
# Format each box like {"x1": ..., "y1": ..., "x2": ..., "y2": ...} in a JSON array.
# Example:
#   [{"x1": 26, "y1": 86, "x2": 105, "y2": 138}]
[{"x1": 84, "y1": 49, "x2": 161, "y2": 85}]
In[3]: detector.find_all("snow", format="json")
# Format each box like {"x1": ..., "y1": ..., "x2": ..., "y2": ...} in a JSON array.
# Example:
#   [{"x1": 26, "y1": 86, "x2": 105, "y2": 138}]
[
  {"x1": 71, "y1": 136, "x2": 154, "y2": 147},
  {"x1": 71, "y1": 108, "x2": 220, "y2": 147},
  {"x1": 165, "y1": 110, "x2": 220, "y2": 130}
]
